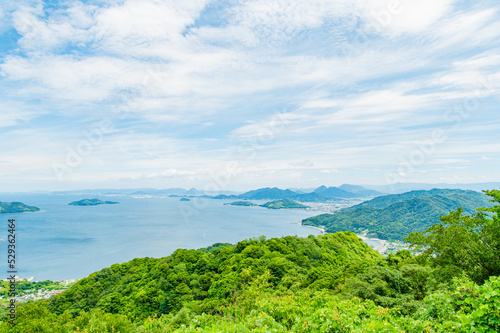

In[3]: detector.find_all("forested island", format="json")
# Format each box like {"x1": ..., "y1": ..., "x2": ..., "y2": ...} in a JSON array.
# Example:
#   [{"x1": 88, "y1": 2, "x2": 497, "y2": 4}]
[
  {"x1": 302, "y1": 188, "x2": 491, "y2": 240},
  {"x1": 224, "y1": 199, "x2": 309, "y2": 209},
  {"x1": 260, "y1": 199, "x2": 309, "y2": 209},
  {"x1": 68, "y1": 198, "x2": 119, "y2": 206},
  {"x1": 0, "y1": 201, "x2": 40, "y2": 214},
  {"x1": 1, "y1": 190, "x2": 499, "y2": 332},
  {"x1": 223, "y1": 201, "x2": 258, "y2": 206}
]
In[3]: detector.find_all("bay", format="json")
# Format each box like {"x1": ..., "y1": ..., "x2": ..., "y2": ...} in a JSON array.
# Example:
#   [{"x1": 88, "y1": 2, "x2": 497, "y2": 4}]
[
  {"x1": 0, "y1": 194, "x2": 321, "y2": 281},
  {"x1": 363, "y1": 238, "x2": 381, "y2": 249}
]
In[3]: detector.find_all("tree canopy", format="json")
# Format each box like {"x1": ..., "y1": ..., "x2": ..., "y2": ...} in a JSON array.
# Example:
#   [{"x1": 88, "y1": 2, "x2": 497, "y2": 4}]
[{"x1": 405, "y1": 189, "x2": 500, "y2": 284}]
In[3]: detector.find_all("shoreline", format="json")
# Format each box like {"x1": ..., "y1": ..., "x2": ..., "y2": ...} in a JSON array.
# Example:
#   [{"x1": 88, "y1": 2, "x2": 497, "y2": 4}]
[
  {"x1": 0, "y1": 210, "x2": 42, "y2": 215},
  {"x1": 302, "y1": 224, "x2": 325, "y2": 234},
  {"x1": 294, "y1": 221, "x2": 325, "y2": 234},
  {"x1": 356, "y1": 234, "x2": 388, "y2": 254}
]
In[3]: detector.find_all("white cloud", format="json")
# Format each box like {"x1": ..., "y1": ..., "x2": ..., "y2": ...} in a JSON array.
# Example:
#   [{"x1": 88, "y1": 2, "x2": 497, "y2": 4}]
[
  {"x1": 93, "y1": 0, "x2": 210, "y2": 54},
  {"x1": 144, "y1": 169, "x2": 196, "y2": 179},
  {"x1": 1, "y1": 55, "x2": 149, "y2": 101},
  {"x1": 431, "y1": 50, "x2": 500, "y2": 91},
  {"x1": 231, "y1": 112, "x2": 303, "y2": 139},
  {"x1": 321, "y1": 169, "x2": 341, "y2": 174},
  {"x1": 12, "y1": 3, "x2": 95, "y2": 51},
  {"x1": 0, "y1": 100, "x2": 45, "y2": 127},
  {"x1": 361, "y1": 0, "x2": 456, "y2": 35},
  {"x1": 430, "y1": 8, "x2": 500, "y2": 50}
]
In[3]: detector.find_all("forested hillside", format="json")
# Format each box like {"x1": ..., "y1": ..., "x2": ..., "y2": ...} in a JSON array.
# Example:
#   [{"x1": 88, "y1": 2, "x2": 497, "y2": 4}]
[
  {"x1": 349, "y1": 188, "x2": 489, "y2": 211},
  {"x1": 1, "y1": 190, "x2": 499, "y2": 332},
  {"x1": 259, "y1": 199, "x2": 309, "y2": 209},
  {"x1": 46, "y1": 232, "x2": 379, "y2": 321},
  {"x1": 0, "y1": 201, "x2": 40, "y2": 214},
  {"x1": 302, "y1": 189, "x2": 492, "y2": 240}
]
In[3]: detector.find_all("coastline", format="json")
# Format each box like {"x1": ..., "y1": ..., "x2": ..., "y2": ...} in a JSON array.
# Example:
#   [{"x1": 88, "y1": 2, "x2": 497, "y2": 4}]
[
  {"x1": 302, "y1": 224, "x2": 325, "y2": 234},
  {"x1": 356, "y1": 234, "x2": 388, "y2": 254},
  {"x1": 0, "y1": 210, "x2": 42, "y2": 215},
  {"x1": 294, "y1": 221, "x2": 325, "y2": 234}
]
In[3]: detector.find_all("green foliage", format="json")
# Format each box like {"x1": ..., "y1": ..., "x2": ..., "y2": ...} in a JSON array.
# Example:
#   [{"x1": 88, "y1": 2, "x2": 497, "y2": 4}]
[
  {"x1": 197, "y1": 243, "x2": 233, "y2": 253},
  {"x1": 0, "y1": 300, "x2": 134, "y2": 333},
  {"x1": 405, "y1": 190, "x2": 500, "y2": 284},
  {"x1": 418, "y1": 275, "x2": 500, "y2": 333},
  {"x1": 42, "y1": 232, "x2": 379, "y2": 322},
  {"x1": 303, "y1": 189, "x2": 492, "y2": 240},
  {"x1": 0, "y1": 280, "x2": 67, "y2": 299},
  {"x1": 259, "y1": 199, "x2": 309, "y2": 209},
  {"x1": 0, "y1": 201, "x2": 40, "y2": 214},
  {"x1": 353, "y1": 188, "x2": 490, "y2": 210}
]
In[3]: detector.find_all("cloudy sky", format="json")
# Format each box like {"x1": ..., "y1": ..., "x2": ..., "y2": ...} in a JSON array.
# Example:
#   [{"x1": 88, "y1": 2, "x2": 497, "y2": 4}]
[{"x1": 0, "y1": 0, "x2": 499, "y2": 192}]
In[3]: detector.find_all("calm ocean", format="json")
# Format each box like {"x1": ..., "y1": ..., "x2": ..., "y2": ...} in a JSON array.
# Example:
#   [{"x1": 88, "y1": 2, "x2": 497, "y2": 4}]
[{"x1": 0, "y1": 194, "x2": 322, "y2": 281}]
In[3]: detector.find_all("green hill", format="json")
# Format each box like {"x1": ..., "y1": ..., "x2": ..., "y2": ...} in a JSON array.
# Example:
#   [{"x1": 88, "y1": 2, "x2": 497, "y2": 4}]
[
  {"x1": 68, "y1": 198, "x2": 119, "y2": 206},
  {"x1": 45, "y1": 232, "x2": 379, "y2": 321},
  {"x1": 223, "y1": 201, "x2": 258, "y2": 206},
  {"x1": 348, "y1": 188, "x2": 488, "y2": 210},
  {"x1": 0, "y1": 201, "x2": 40, "y2": 214},
  {"x1": 302, "y1": 189, "x2": 492, "y2": 241},
  {"x1": 260, "y1": 199, "x2": 309, "y2": 209},
  {"x1": 313, "y1": 185, "x2": 358, "y2": 198}
]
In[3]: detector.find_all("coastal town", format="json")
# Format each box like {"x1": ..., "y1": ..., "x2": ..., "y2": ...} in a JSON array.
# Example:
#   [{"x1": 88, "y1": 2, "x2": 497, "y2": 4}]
[{"x1": 0, "y1": 277, "x2": 78, "y2": 303}]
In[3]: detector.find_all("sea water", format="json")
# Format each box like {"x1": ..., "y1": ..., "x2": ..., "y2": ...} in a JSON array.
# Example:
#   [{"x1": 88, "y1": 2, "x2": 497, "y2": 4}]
[{"x1": 0, "y1": 194, "x2": 322, "y2": 280}]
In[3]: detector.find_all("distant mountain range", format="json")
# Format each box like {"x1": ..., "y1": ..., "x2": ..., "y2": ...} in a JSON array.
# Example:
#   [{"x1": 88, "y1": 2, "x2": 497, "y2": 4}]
[
  {"x1": 214, "y1": 185, "x2": 384, "y2": 202},
  {"x1": 302, "y1": 188, "x2": 493, "y2": 241},
  {"x1": 42, "y1": 182, "x2": 499, "y2": 201},
  {"x1": 47, "y1": 185, "x2": 383, "y2": 200}
]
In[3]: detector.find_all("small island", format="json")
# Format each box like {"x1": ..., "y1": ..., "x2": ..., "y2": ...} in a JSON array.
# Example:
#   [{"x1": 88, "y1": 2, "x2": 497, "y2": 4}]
[
  {"x1": 223, "y1": 201, "x2": 258, "y2": 206},
  {"x1": 180, "y1": 198, "x2": 191, "y2": 201},
  {"x1": 260, "y1": 199, "x2": 309, "y2": 209},
  {"x1": 0, "y1": 202, "x2": 40, "y2": 214},
  {"x1": 68, "y1": 198, "x2": 119, "y2": 206}
]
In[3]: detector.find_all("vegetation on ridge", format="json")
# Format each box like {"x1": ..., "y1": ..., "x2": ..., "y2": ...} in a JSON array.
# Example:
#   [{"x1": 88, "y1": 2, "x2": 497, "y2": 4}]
[{"x1": 259, "y1": 199, "x2": 309, "y2": 209}]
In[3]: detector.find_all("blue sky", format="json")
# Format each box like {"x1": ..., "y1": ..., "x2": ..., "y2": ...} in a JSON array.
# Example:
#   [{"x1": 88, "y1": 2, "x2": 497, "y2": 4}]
[{"x1": 0, "y1": 0, "x2": 499, "y2": 192}]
